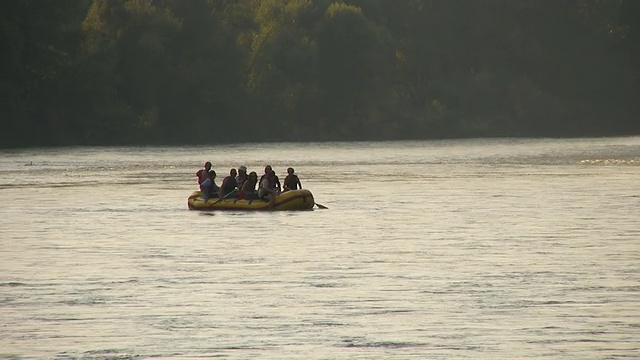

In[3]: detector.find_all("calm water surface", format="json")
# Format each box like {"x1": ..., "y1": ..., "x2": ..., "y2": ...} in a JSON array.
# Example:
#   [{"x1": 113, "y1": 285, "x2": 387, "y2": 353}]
[{"x1": 1, "y1": 137, "x2": 639, "y2": 359}]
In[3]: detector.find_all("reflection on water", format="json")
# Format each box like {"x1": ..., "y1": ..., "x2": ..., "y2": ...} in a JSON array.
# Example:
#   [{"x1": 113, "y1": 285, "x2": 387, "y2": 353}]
[{"x1": 0, "y1": 137, "x2": 639, "y2": 359}]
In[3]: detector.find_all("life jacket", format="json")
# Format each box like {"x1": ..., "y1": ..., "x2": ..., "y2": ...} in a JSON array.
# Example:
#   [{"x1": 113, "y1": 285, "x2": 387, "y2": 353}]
[
  {"x1": 220, "y1": 176, "x2": 237, "y2": 197},
  {"x1": 284, "y1": 174, "x2": 299, "y2": 190},
  {"x1": 236, "y1": 174, "x2": 247, "y2": 188},
  {"x1": 196, "y1": 169, "x2": 205, "y2": 184},
  {"x1": 197, "y1": 167, "x2": 212, "y2": 185}
]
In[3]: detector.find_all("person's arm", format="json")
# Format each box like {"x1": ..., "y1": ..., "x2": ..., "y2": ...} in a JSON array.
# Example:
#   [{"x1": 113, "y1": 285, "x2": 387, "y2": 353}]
[
  {"x1": 296, "y1": 176, "x2": 302, "y2": 189},
  {"x1": 219, "y1": 178, "x2": 228, "y2": 197},
  {"x1": 258, "y1": 178, "x2": 268, "y2": 195}
]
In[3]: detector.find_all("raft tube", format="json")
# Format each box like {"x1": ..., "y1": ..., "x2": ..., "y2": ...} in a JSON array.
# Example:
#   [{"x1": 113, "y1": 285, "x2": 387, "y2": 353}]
[{"x1": 187, "y1": 189, "x2": 315, "y2": 211}]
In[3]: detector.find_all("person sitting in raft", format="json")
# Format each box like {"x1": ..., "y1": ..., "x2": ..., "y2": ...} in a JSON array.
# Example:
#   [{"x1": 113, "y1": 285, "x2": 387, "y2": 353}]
[
  {"x1": 283, "y1": 167, "x2": 302, "y2": 192},
  {"x1": 258, "y1": 170, "x2": 277, "y2": 204},
  {"x1": 260, "y1": 165, "x2": 272, "y2": 185},
  {"x1": 238, "y1": 171, "x2": 258, "y2": 200},
  {"x1": 236, "y1": 165, "x2": 248, "y2": 188},
  {"x1": 272, "y1": 169, "x2": 282, "y2": 193},
  {"x1": 196, "y1": 161, "x2": 212, "y2": 185},
  {"x1": 219, "y1": 168, "x2": 238, "y2": 198},
  {"x1": 200, "y1": 170, "x2": 219, "y2": 202}
]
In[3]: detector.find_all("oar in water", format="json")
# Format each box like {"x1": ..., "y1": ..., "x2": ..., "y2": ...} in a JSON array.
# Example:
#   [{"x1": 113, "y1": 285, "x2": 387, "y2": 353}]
[{"x1": 315, "y1": 202, "x2": 328, "y2": 209}]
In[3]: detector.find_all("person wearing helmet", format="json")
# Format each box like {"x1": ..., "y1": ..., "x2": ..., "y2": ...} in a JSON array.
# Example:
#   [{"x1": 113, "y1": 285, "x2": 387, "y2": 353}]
[{"x1": 236, "y1": 165, "x2": 248, "y2": 188}]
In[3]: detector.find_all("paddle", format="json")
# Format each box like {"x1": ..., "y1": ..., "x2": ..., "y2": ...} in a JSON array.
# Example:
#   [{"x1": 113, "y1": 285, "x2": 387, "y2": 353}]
[
  {"x1": 315, "y1": 202, "x2": 328, "y2": 209},
  {"x1": 210, "y1": 189, "x2": 238, "y2": 206}
]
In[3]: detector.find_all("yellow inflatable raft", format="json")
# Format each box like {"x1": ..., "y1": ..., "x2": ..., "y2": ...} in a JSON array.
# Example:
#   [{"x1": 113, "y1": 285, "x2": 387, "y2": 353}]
[{"x1": 187, "y1": 189, "x2": 315, "y2": 211}]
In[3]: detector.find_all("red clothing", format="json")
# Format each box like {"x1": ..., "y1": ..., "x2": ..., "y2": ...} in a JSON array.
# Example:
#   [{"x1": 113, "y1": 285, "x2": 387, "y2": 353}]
[{"x1": 196, "y1": 169, "x2": 206, "y2": 184}]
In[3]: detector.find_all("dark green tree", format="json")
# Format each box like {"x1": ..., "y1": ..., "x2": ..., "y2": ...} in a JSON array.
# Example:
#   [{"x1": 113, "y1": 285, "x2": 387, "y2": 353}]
[
  {"x1": 1, "y1": 0, "x2": 90, "y2": 147},
  {"x1": 77, "y1": 0, "x2": 181, "y2": 144},
  {"x1": 314, "y1": 2, "x2": 395, "y2": 139}
]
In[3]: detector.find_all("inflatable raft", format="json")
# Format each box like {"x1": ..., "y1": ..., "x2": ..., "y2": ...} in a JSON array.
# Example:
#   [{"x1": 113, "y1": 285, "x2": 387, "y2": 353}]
[{"x1": 187, "y1": 189, "x2": 315, "y2": 211}]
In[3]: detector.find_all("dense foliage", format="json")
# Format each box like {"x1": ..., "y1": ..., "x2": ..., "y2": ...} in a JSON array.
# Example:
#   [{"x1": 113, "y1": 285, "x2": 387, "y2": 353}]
[{"x1": 2, "y1": 0, "x2": 639, "y2": 147}]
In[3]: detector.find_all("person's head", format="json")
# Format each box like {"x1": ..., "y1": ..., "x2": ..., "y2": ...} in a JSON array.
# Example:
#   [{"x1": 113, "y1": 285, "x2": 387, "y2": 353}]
[
  {"x1": 204, "y1": 161, "x2": 212, "y2": 171},
  {"x1": 208, "y1": 170, "x2": 216, "y2": 179},
  {"x1": 238, "y1": 165, "x2": 247, "y2": 175},
  {"x1": 249, "y1": 171, "x2": 257, "y2": 180},
  {"x1": 264, "y1": 165, "x2": 272, "y2": 174},
  {"x1": 230, "y1": 168, "x2": 237, "y2": 177},
  {"x1": 287, "y1": 167, "x2": 294, "y2": 175}
]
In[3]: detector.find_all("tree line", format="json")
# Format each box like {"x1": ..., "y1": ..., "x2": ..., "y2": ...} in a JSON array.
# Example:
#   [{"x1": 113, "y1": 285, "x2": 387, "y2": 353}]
[{"x1": 2, "y1": 0, "x2": 639, "y2": 148}]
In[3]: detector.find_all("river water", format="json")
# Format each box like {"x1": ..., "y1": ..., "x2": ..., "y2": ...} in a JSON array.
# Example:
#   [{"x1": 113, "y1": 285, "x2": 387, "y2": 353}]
[{"x1": 1, "y1": 137, "x2": 639, "y2": 359}]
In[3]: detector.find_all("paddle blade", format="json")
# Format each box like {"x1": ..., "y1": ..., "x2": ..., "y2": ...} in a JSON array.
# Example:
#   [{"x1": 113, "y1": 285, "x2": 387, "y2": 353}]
[{"x1": 315, "y1": 202, "x2": 328, "y2": 209}]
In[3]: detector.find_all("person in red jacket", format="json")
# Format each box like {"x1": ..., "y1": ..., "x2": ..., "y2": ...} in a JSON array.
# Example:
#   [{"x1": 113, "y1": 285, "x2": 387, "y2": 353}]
[{"x1": 196, "y1": 161, "x2": 212, "y2": 185}]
